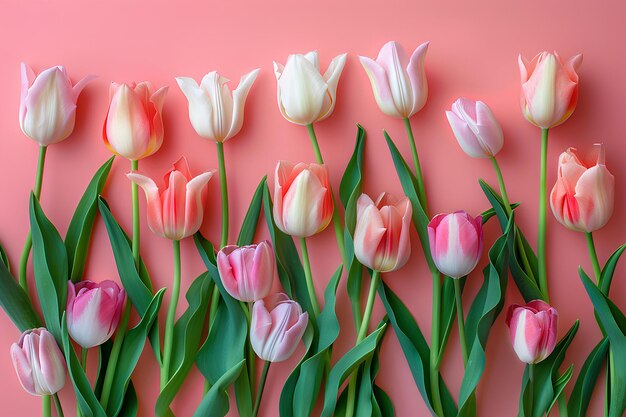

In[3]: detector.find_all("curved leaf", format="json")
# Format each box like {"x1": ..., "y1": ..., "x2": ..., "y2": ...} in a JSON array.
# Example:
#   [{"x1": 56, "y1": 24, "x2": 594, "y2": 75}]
[
  {"x1": 237, "y1": 177, "x2": 266, "y2": 246},
  {"x1": 600, "y1": 243, "x2": 626, "y2": 295},
  {"x1": 568, "y1": 338, "x2": 609, "y2": 417},
  {"x1": 193, "y1": 360, "x2": 245, "y2": 417}
]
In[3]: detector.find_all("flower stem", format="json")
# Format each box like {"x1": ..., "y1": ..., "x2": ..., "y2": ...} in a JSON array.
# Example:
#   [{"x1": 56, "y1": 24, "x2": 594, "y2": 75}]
[
  {"x1": 585, "y1": 232, "x2": 602, "y2": 286},
  {"x1": 43, "y1": 395, "x2": 51, "y2": 417},
  {"x1": 306, "y1": 124, "x2": 348, "y2": 269},
  {"x1": 216, "y1": 141, "x2": 229, "y2": 247},
  {"x1": 77, "y1": 348, "x2": 88, "y2": 417},
  {"x1": 246, "y1": 302, "x2": 255, "y2": 394},
  {"x1": 528, "y1": 364, "x2": 535, "y2": 411},
  {"x1": 430, "y1": 270, "x2": 444, "y2": 416},
  {"x1": 403, "y1": 118, "x2": 428, "y2": 214},
  {"x1": 19, "y1": 145, "x2": 47, "y2": 294},
  {"x1": 538, "y1": 128, "x2": 550, "y2": 301},
  {"x1": 161, "y1": 239, "x2": 181, "y2": 389},
  {"x1": 53, "y1": 394, "x2": 64, "y2": 417},
  {"x1": 252, "y1": 361, "x2": 271, "y2": 417},
  {"x1": 299, "y1": 237, "x2": 320, "y2": 319},
  {"x1": 454, "y1": 279, "x2": 468, "y2": 366}
]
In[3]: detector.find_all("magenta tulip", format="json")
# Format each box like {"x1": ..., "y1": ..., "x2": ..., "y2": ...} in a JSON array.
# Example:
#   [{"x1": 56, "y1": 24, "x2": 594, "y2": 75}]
[
  {"x1": 217, "y1": 241, "x2": 275, "y2": 302},
  {"x1": 446, "y1": 98, "x2": 504, "y2": 158},
  {"x1": 506, "y1": 300, "x2": 558, "y2": 364}
]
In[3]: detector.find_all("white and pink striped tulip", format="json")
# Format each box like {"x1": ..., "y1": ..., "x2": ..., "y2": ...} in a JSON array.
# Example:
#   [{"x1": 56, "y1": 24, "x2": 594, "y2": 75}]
[
  {"x1": 506, "y1": 300, "x2": 558, "y2": 364},
  {"x1": 217, "y1": 241, "x2": 275, "y2": 302}
]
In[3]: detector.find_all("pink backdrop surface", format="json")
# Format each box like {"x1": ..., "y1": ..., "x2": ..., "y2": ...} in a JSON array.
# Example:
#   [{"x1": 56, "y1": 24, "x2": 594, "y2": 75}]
[{"x1": 1, "y1": 1, "x2": 624, "y2": 416}]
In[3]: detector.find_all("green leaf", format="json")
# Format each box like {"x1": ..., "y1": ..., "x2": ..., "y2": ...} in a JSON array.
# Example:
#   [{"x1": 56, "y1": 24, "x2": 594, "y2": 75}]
[
  {"x1": 237, "y1": 177, "x2": 266, "y2": 246},
  {"x1": 546, "y1": 365, "x2": 574, "y2": 415},
  {"x1": 118, "y1": 382, "x2": 138, "y2": 417},
  {"x1": 568, "y1": 338, "x2": 609, "y2": 417},
  {"x1": 193, "y1": 360, "x2": 245, "y2": 417},
  {"x1": 438, "y1": 276, "x2": 461, "y2": 361},
  {"x1": 345, "y1": 235, "x2": 363, "y2": 330},
  {"x1": 65, "y1": 156, "x2": 114, "y2": 282},
  {"x1": 30, "y1": 194, "x2": 68, "y2": 341},
  {"x1": 0, "y1": 241, "x2": 10, "y2": 272},
  {"x1": 339, "y1": 124, "x2": 366, "y2": 234},
  {"x1": 600, "y1": 243, "x2": 626, "y2": 295}
]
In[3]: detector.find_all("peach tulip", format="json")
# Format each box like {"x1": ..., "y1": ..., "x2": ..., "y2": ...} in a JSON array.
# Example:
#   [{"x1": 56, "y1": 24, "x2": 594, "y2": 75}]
[
  {"x1": 506, "y1": 300, "x2": 558, "y2": 364},
  {"x1": 217, "y1": 241, "x2": 275, "y2": 302},
  {"x1": 446, "y1": 98, "x2": 504, "y2": 158}
]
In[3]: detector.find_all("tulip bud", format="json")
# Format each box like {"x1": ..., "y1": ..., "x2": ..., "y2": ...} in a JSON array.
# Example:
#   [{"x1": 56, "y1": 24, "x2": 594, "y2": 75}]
[
  {"x1": 550, "y1": 144, "x2": 614, "y2": 233},
  {"x1": 274, "y1": 51, "x2": 347, "y2": 125},
  {"x1": 428, "y1": 211, "x2": 483, "y2": 278},
  {"x1": 217, "y1": 241, "x2": 275, "y2": 302},
  {"x1": 127, "y1": 157, "x2": 215, "y2": 240},
  {"x1": 66, "y1": 280, "x2": 126, "y2": 348},
  {"x1": 518, "y1": 51, "x2": 582, "y2": 129},
  {"x1": 506, "y1": 300, "x2": 558, "y2": 364},
  {"x1": 10, "y1": 328, "x2": 66, "y2": 396},
  {"x1": 250, "y1": 293, "x2": 308, "y2": 362},
  {"x1": 359, "y1": 41, "x2": 429, "y2": 119},
  {"x1": 20, "y1": 63, "x2": 93, "y2": 147},
  {"x1": 353, "y1": 193, "x2": 412, "y2": 272},
  {"x1": 176, "y1": 69, "x2": 260, "y2": 143},
  {"x1": 446, "y1": 98, "x2": 504, "y2": 158},
  {"x1": 103, "y1": 82, "x2": 168, "y2": 160},
  {"x1": 273, "y1": 161, "x2": 334, "y2": 238}
]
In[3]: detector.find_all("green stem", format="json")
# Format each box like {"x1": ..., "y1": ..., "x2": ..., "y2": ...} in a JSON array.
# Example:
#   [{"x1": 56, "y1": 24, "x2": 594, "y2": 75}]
[
  {"x1": 252, "y1": 361, "x2": 271, "y2": 417},
  {"x1": 558, "y1": 391, "x2": 569, "y2": 417},
  {"x1": 131, "y1": 159, "x2": 140, "y2": 265},
  {"x1": 216, "y1": 141, "x2": 229, "y2": 247},
  {"x1": 77, "y1": 348, "x2": 87, "y2": 417},
  {"x1": 403, "y1": 118, "x2": 428, "y2": 214},
  {"x1": 299, "y1": 238, "x2": 320, "y2": 319},
  {"x1": 585, "y1": 232, "x2": 602, "y2": 286},
  {"x1": 43, "y1": 395, "x2": 51, "y2": 417},
  {"x1": 454, "y1": 279, "x2": 468, "y2": 366},
  {"x1": 161, "y1": 239, "x2": 181, "y2": 389},
  {"x1": 247, "y1": 302, "x2": 255, "y2": 395},
  {"x1": 18, "y1": 145, "x2": 47, "y2": 294},
  {"x1": 529, "y1": 364, "x2": 535, "y2": 412},
  {"x1": 538, "y1": 128, "x2": 550, "y2": 301},
  {"x1": 430, "y1": 270, "x2": 444, "y2": 416},
  {"x1": 53, "y1": 394, "x2": 64, "y2": 417}
]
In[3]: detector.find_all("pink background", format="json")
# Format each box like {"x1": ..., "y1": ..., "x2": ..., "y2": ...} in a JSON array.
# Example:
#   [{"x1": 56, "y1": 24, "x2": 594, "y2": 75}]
[{"x1": 1, "y1": 1, "x2": 624, "y2": 416}]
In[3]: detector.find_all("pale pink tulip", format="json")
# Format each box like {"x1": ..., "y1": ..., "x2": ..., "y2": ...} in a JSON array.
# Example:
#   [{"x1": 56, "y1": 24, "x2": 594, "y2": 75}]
[
  {"x1": 353, "y1": 193, "x2": 412, "y2": 272},
  {"x1": 104, "y1": 82, "x2": 168, "y2": 160},
  {"x1": 506, "y1": 300, "x2": 558, "y2": 364},
  {"x1": 446, "y1": 98, "x2": 504, "y2": 158},
  {"x1": 127, "y1": 157, "x2": 214, "y2": 240},
  {"x1": 518, "y1": 51, "x2": 582, "y2": 129},
  {"x1": 428, "y1": 211, "x2": 483, "y2": 278},
  {"x1": 66, "y1": 280, "x2": 126, "y2": 348},
  {"x1": 10, "y1": 328, "x2": 66, "y2": 396},
  {"x1": 550, "y1": 144, "x2": 614, "y2": 233},
  {"x1": 20, "y1": 63, "x2": 93, "y2": 146},
  {"x1": 250, "y1": 293, "x2": 308, "y2": 362},
  {"x1": 273, "y1": 161, "x2": 334, "y2": 238},
  {"x1": 217, "y1": 241, "x2": 275, "y2": 302},
  {"x1": 359, "y1": 41, "x2": 428, "y2": 119}
]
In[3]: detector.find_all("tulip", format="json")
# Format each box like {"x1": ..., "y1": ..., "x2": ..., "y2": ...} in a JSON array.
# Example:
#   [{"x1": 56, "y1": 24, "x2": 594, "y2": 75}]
[
  {"x1": 103, "y1": 82, "x2": 168, "y2": 160},
  {"x1": 445, "y1": 98, "x2": 504, "y2": 158},
  {"x1": 506, "y1": 300, "x2": 558, "y2": 364},
  {"x1": 518, "y1": 51, "x2": 582, "y2": 129},
  {"x1": 353, "y1": 193, "x2": 412, "y2": 272},
  {"x1": 10, "y1": 328, "x2": 66, "y2": 396},
  {"x1": 217, "y1": 241, "x2": 275, "y2": 302},
  {"x1": 273, "y1": 161, "x2": 333, "y2": 238},
  {"x1": 273, "y1": 51, "x2": 347, "y2": 125},
  {"x1": 250, "y1": 293, "x2": 308, "y2": 362},
  {"x1": 66, "y1": 280, "x2": 126, "y2": 348},
  {"x1": 359, "y1": 41, "x2": 428, "y2": 119},
  {"x1": 20, "y1": 63, "x2": 93, "y2": 147},
  {"x1": 127, "y1": 156, "x2": 214, "y2": 240},
  {"x1": 176, "y1": 69, "x2": 260, "y2": 143},
  {"x1": 550, "y1": 144, "x2": 614, "y2": 233},
  {"x1": 428, "y1": 211, "x2": 483, "y2": 278}
]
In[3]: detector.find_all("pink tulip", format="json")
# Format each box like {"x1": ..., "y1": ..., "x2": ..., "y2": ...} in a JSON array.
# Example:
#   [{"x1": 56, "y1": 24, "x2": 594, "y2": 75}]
[
  {"x1": 10, "y1": 328, "x2": 66, "y2": 396},
  {"x1": 428, "y1": 211, "x2": 483, "y2": 278},
  {"x1": 127, "y1": 157, "x2": 215, "y2": 240},
  {"x1": 550, "y1": 144, "x2": 614, "y2": 233},
  {"x1": 518, "y1": 51, "x2": 582, "y2": 129},
  {"x1": 359, "y1": 41, "x2": 428, "y2": 119},
  {"x1": 353, "y1": 193, "x2": 412, "y2": 272},
  {"x1": 103, "y1": 82, "x2": 168, "y2": 160},
  {"x1": 273, "y1": 161, "x2": 334, "y2": 238},
  {"x1": 217, "y1": 241, "x2": 275, "y2": 302},
  {"x1": 250, "y1": 293, "x2": 308, "y2": 362},
  {"x1": 506, "y1": 300, "x2": 558, "y2": 364},
  {"x1": 446, "y1": 98, "x2": 504, "y2": 158},
  {"x1": 66, "y1": 280, "x2": 126, "y2": 348},
  {"x1": 20, "y1": 63, "x2": 93, "y2": 147}
]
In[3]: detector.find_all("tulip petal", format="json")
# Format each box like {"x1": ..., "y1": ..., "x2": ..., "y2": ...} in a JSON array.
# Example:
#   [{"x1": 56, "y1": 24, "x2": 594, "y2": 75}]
[
  {"x1": 359, "y1": 55, "x2": 401, "y2": 118},
  {"x1": 317, "y1": 53, "x2": 347, "y2": 122},
  {"x1": 377, "y1": 41, "x2": 413, "y2": 118},
  {"x1": 183, "y1": 171, "x2": 215, "y2": 239},
  {"x1": 407, "y1": 42, "x2": 429, "y2": 116},
  {"x1": 177, "y1": 76, "x2": 216, "y2": 140},
  {"x1": 127, "y1": 172, "x2": 165, "y2": 237},
  {"x1": 226, "y1": 68, "x2": 260, "y2": 141}
]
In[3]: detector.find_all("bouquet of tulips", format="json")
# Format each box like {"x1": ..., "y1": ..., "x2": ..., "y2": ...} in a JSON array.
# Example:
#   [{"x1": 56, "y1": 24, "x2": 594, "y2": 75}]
[{"x1": 0, "y1": 40, "x2": 623, "y2": 417}]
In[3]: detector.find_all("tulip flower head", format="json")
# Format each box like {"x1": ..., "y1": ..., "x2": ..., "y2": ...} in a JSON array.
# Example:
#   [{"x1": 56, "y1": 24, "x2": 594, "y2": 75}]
[
  {"x1": 127, "y1": 157, "x2": 215, "y2": 240},
  {"x1": 274, "y1": 51, "x2": 347, "y2": 125},
  {"x1": 428, "y1": 211, "x2": 483, "y2": 278},
  {"x1": 104, "y1": 81, "x2": 168, "y2": 160},
  {"x1": 250, "y1": 293, "x2": 308, "y2": 362},
  {"x1": 176, "y1": 69, "x2": 260, "y2": 143},
  {"x1": 446, "y1": 98, "x2": 504, "y2": 158},
  {"x1": 353, "y1": 193, "x2": 412, "y2": 272},
  {"x1": 273, "y1": 160, "x2": 334, "y2": 238},
  {"x1": 518, "y1": 51, "x2": 582, "y2": 129},
  {"x1": 359, "y1": 41, "x2": 429, "y2": 119},
  {"x1": 66, "y1": 280, "x2": 126, "y2": 348},
  {"x1": 10, "y1": 328, "x2": 66, "y2": 396},
  {"x1": 217, "y1": 241, "x2": 275, "y2": 302},
  {"x1": 20, "y1": 63, "x2": 93, "y2": 146},
  {"x1": 550, "y1": 144, "x2": 614, "y2": 233},
  {"x1": 506, "y1": 300, "x2": 558, "y2": 364}
]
